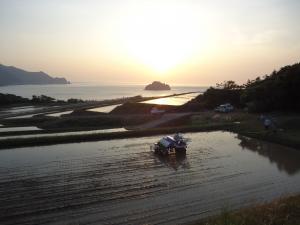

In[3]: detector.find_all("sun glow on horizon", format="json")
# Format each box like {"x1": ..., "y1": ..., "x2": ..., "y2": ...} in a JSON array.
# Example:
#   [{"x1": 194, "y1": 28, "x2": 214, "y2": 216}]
[
  {"x1": 117, "y1": 3, "x2": 211, "y2": 73},
  {"x1": 1, "y1": 0, "x2": 300, "y2": 84}
]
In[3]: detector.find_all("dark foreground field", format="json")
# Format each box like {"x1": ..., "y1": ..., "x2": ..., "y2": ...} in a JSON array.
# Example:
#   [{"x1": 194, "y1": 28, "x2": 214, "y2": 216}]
[{"x1": 195, "y1": 195, "x2": 300, "y2": 225}]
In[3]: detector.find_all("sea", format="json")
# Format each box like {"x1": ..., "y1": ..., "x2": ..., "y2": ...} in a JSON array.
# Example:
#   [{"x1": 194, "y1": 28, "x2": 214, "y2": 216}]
[{"x1": 0, "y1": 83, "x2": 208, "y2": 101}]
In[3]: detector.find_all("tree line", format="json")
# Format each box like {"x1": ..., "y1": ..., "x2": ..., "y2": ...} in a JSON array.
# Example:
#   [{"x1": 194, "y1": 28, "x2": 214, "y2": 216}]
[
  {"x1": 0, "y1": 93, "x2": 84, "y2": 106},
  {"x1": 182, "y1": 62, "x2": 300, "y2": 112}
]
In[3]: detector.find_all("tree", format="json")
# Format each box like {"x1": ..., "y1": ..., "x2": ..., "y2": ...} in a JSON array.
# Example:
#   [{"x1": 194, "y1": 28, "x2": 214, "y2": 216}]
[
  {"x1": 241, "y1": 62, "x2": 300, "y2": 112},
  {"x1": 31, "y1": 95, "x2": 55, "y2": 103},
  {"x1": 216, "y1": 80, "x2": 241, "y2": 90}
]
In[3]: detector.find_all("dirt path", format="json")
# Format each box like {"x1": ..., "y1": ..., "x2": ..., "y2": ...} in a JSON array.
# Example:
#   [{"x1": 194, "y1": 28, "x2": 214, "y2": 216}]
[{"x1": 133, "y1": 112, "x2": 192, "y2": 129}]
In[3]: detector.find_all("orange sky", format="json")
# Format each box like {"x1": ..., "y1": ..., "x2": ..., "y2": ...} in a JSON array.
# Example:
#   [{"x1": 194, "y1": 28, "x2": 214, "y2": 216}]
[{"x1": 0, "y1": 0, "x2": 300, "y2": 86}]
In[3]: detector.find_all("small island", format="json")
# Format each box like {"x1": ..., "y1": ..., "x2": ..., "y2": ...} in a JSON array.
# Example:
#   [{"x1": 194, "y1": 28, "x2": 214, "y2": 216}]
[{"x1": 144, "y1": 81, "x2": 171, "y2": 91}]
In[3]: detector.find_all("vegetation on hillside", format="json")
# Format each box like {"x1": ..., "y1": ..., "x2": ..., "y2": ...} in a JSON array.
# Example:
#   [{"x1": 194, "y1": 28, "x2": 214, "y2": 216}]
[
  {"x1": 181, "y1": 62, "x2": 300, "y2": 112},
  {"x1": 0, "y1": 93, "x2": 30, "y2": 105},
  {"x1": 241, "y1": 63, "x2": 300, "y2": 112},
  {"x1": 178, "y1": 85, "x2": 242, "y2": 112},
  {"x1": 0, "y1": 93, "x2": 85, "y2": 105}
]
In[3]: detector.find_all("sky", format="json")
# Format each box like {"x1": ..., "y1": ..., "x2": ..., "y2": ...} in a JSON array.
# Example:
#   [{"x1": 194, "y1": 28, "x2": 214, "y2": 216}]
[{"x1": 0, "y1": 0, "x2": 300, "y2": 86}]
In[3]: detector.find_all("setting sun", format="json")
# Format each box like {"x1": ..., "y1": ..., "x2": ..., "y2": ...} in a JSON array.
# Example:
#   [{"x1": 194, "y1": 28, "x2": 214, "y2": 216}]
[
  {"x1": 118, "y1": 3, "x2": 209, "y2": 73},
  {"x1": 1, "y1": 0, "x2": 299, "y2": 84}
]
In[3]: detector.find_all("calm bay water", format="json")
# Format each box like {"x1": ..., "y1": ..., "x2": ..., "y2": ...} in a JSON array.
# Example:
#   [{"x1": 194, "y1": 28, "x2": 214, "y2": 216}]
[
  {"x1": 0, "y1": 131, "x2": 299, "y2": 225},
  {"x1": 0, "y1": 83, "x2": 207, "y2": 100}
]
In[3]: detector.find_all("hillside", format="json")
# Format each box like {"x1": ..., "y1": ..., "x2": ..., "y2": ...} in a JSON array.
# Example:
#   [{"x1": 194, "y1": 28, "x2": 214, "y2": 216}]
[
  {"x1": 241, "y1": 62, "x2": 300, "y2": 111},
  {"x1": 0, "y1": 64, "x2": 69, "y2": 86},
  {"x1": 179, "y1": 62, "x2": 300, "y2": 112}
]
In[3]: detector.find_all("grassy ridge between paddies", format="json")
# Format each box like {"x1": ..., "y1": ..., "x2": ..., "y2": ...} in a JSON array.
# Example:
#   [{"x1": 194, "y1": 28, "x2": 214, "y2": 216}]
[
  {"x1": 193, "y1": 194, "x2": 300, "y2": 225},
  {"x1": 0, "y1": 123, "x2": 234, "y2": 149},
  {"x1": 189, "y1": 111, "x2": 300, "y2": 150},
  {"x1": 2, "y1": 111, "x2": 300, "y2": 149},
  {"x1": 229, "y1": 115, "x2": 300, "y2": 150}
]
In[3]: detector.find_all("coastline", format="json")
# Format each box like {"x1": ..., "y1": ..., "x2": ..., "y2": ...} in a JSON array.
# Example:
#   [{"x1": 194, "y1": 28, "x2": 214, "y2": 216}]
[{"x1": 0, "y1": 83, "x2": 207, "y2": 100}]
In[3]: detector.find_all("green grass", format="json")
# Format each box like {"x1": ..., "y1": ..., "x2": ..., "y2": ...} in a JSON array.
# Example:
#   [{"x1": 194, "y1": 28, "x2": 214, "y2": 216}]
[{"x1": 194, "y1": 195, "x2": 300, "y2": 225}]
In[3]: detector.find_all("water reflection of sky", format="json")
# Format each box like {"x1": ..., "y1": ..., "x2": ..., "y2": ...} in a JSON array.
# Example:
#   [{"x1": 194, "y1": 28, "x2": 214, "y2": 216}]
[
  {"x1": 87, "y1": 104, "x2": 121, "y2": 113},
  {"x1": 142, "y1": 93, "x2": 200, "y2": 106},
  {"x1": 0, "y1": 106, "x2": 43, "y2": 114},
  {"x1": 7, "y1": 113, "x2": 42, "y2": 119},
  {"x1": 0, "y1": 126, "x2": 41, "y2": 132},
  {"x1": 47, "y1": 110, "x2": 73, "y2": 117},
  {"x1": 0, "y1": 131, "x2": 300, "y2": 225}
]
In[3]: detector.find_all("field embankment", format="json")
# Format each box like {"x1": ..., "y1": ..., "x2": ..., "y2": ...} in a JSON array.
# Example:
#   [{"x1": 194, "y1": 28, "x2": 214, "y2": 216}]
[{"x1": 193, "y1": 194, "x2": 300, "y2": 225}]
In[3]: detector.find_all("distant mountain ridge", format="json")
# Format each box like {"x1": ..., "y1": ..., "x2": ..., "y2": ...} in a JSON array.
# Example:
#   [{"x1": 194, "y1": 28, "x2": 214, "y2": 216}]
[{"x1": 0, "y1": 64, "x2": 70, "y2": 86}]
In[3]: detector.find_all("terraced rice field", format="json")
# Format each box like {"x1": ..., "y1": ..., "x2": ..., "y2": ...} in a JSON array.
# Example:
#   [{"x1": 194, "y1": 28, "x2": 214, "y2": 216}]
[{"x1": 0, "y1": 131, "x2": 300, "y2": 225}]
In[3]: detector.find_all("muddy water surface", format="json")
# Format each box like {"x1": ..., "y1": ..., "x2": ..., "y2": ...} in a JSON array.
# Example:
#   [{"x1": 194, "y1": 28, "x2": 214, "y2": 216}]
[{"x1": 0, "y1": 131, "x2": 300, "y2": 225}]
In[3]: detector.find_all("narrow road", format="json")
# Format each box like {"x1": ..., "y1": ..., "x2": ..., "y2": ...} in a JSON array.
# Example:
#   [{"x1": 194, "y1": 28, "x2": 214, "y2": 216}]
[{"x1": 133, "y1": 112, "x2": 192, "y2": 130}]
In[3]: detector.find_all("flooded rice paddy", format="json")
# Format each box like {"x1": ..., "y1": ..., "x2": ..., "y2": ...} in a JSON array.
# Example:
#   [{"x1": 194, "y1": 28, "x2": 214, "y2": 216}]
[
  {"x1": 46, "y1": 110, "x2": 74, "y2": 117},
  {"x1": 0, "y1": 126, "x2": 41, "y2": 133},
  {"x1": 142, "y1": 93, "x2": 200, "y2": 106},
  {"x1": 87, "y1": 104, "x2": 121, "y2": 113},
  {"x1": 0, "y1": 106, "x2": 44, "y2": 115},
  {"x1": 0, "y1": 131, "x2": 300, "y2": 225},
  {"x1": 0, "y1": 128, "x2": 127, "y2": 140},
  {"x1": 6, "y1": 113, "x2": 44, "y2": 119}
]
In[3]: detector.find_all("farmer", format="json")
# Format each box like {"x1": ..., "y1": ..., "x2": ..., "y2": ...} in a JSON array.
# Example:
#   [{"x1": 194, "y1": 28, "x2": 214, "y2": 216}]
[
  {"x1": 260, "y1": 115, "x2": 277, "y2": 132},
  {"x1": 264, "y1": 118, "x2": 272, "y2": 130}
]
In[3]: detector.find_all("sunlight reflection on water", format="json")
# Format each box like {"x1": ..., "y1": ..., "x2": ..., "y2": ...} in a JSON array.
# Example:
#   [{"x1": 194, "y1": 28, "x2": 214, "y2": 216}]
[{"x1": 143, "y1": 92, "x2": 200, "y2": 105}]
